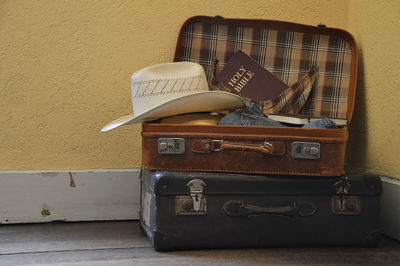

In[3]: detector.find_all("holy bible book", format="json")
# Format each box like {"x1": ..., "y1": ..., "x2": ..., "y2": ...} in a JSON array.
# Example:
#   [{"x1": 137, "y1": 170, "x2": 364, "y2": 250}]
[{"x1": 215, "y1": 50, "x2": 288, "y2": 101}]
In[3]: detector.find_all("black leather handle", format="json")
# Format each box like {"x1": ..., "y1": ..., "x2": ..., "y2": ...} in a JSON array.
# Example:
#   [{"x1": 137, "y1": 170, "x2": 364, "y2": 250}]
[{"x1": 223, "y1": 200, "x2": 317, "y2": 217}]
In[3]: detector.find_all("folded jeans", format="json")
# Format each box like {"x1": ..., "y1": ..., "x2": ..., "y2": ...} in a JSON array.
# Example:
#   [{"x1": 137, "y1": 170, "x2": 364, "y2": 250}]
[
  {"x1": 302, "y1": 118, "x2": 338, "y2": 129},
  {"x1": 218, "y1": 103, "x2": 284, "y2": 127}
]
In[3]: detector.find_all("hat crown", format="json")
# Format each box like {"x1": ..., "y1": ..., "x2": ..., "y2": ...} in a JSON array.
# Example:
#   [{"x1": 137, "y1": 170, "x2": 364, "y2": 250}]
[
  {"x1": 131, "y1": 62, "x2": 208, "y2": 100},
  {"x1": 133, "y1": 62, "x2": 203, "y2": 80}
]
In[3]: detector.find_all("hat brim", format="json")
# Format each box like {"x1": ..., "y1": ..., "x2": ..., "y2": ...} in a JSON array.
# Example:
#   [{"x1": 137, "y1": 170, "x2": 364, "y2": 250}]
[{"x1": 101, "y1": 91, "x2": 245, "y2": 132}]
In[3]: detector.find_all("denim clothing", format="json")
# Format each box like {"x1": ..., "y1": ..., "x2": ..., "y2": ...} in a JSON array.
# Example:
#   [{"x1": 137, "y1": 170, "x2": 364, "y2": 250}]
[
  {"x1": 218, "y1": 104, "x2": 338, "y2": 129},
  {"x1": 218, "y1": 104, "x2": 284, "y2": 127},
  {"x1": 302, "y1": 118, "x2": 338, "y2": 129}
]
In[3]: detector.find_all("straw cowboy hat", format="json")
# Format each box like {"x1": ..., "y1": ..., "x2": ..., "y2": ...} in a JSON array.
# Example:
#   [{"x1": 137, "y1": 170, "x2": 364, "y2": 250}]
[{"x1": 101, "y1": 62, "x2": 245, "y2": 132}]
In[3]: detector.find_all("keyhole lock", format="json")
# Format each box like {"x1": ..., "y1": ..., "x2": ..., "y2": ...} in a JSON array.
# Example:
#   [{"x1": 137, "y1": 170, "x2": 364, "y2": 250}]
[
  {"x1": 182, "y1": 199, "x2": 194, "y2": 211},
  {"x1": 158, "y1": 138, "x2": 185, "y2": 154},
  {"x1": 331, "y1": 196, "x2": 361, "y2": 215},
  {"x1": 292, "y1": 142, "x2": 320, "y2": 159}
]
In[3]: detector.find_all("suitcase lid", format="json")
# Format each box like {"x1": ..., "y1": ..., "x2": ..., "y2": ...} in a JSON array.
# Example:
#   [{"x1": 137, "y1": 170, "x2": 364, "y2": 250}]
[
  {"x1": 148, "y1": 171, "x2": 381, "y2": 196},
  {"x1": 174, "y1": 16, "x2": 357, "y2": 123}
]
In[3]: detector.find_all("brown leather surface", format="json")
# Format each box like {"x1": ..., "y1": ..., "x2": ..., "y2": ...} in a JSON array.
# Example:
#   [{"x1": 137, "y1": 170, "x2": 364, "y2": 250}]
[{"x1": 141, "y1": 124, "x2": 348, "y2": 176}]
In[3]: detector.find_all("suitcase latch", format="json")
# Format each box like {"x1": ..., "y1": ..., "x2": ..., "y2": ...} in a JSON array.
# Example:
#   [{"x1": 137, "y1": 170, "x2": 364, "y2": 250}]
[
  {"x1": 331, "y1": 196, "x2": 361, "y2": 215},
  {"x1": 292, "y1": 142, "x2": 320, "y2": 159},
  {"x1": 188, "y1": 179, "x2": 206, "y2": 212},
  {"x1": 175, "y1": 179, "x2": 207, "y2": 215},
  {"x1": 158, "y1": 138, "x2": 185, "y2": 154},
  {"x1": 333, "y1": 176, "x2": 352, "y2": 194},
  {"x1": 331, "y1": 176, "x2": 360, "y2": 215}
]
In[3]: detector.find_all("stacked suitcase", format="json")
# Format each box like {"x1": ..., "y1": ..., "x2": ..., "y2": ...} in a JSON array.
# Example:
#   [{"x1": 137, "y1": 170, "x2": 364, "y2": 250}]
[{"x1": 139, "y1": 16, "x2": 382, "y2": 251}]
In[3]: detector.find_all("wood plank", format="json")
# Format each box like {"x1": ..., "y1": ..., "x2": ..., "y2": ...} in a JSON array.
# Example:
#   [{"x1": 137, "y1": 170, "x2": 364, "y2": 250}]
[
  {"x1": 0, "y1": 240, "x2": 399, "y2": 266},
  {"x1": 0, "y1": 222, "x2": 150, "y2": 254},
  {"x1": 0, "y1": 170, "x2": 141, "y2": 224},
  {"x1": 0, "y1": 221, "x2": 399, "y2": 266}
]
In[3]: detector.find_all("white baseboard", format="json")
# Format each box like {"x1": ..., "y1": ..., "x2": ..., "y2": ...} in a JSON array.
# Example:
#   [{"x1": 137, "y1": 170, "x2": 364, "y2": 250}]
[
  {"x1": 0, "y1": 169, "x2": 141, "y2": 224},
  {"x1": 380, "y1": 175, "x2": 400, "y2": 241}
]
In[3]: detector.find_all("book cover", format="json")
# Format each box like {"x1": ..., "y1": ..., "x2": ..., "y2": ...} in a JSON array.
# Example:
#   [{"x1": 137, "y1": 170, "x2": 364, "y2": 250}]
[{"x1": 215, "y1": 50, "x2": 288, "y2": 101}]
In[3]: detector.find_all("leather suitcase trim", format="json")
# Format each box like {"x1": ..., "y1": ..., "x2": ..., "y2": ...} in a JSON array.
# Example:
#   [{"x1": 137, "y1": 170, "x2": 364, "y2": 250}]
[
  {"x1": 140, "y1": 166, "x2": 345, "y2": 177},
  {"x1": 142, "y1": 124, "x2": 348, "y2": 144}
]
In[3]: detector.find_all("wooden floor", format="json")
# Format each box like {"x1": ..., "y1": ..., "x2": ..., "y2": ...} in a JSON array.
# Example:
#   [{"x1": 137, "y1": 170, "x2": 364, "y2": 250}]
[{"x1": 0, "y1": 221, "x2": 399, "y2": 266}]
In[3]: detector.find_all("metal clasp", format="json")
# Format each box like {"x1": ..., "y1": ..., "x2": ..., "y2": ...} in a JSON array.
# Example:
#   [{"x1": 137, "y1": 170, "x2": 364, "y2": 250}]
[
  {"x1": 331, "y1": 196, "x2": 361, "y2": 215},
  {"x1": 187, "y1": 179, "x2": 206, "y2": 211},
  {"x1": 210, "y1": 139, "x2": 224, "y2": 152},
  {"x1": 175, "y1": 179, "x2": 207, "y2": 215},
  {"x1": 264, "y1": 141, "x2": 272, "y2": 147},
  {"x1": 334, "y1": 176, "x2": 352, "y2": 194},
  {"x1": 158, "y1": 138, "x2": 185, "y2": 154},
  {"x1": 331, "y1": 176, "x2": 359, "y2": 215},
  {"x1": 292, "y1": 142, "x2": 320, "y2": 159}
]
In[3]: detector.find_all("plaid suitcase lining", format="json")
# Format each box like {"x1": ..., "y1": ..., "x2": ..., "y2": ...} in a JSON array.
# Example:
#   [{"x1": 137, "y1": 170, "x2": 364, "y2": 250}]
[{"x1": 177, "y1": 22, "x2": 352, "y2": 119}]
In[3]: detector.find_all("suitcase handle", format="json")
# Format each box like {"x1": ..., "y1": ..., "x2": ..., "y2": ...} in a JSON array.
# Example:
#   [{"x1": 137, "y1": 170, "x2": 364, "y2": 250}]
[
  {"x1": 223, "y1": 200, "x2": 316, "y2": 217},
  {"x1": 192, "y1": 139, "x2": 285, "y2": 155}
]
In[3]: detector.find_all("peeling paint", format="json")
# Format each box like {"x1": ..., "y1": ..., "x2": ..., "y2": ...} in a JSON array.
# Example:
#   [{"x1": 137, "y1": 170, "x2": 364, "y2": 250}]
[
  {"x1": 40, "y1": 172, "x2": 59, "y2": 177},
  {"x1": 41, "y1": 209, "x2": 50, "y2": 216},
  {"x1": 0, "y1": 169, "x2": 140, "y2": 223},
  {"x1": 69, "y1": 172, "x2": 76, "y2": 187},
  {"x1": 51, "y1": 219, "x2": 67, "y2": 223}
]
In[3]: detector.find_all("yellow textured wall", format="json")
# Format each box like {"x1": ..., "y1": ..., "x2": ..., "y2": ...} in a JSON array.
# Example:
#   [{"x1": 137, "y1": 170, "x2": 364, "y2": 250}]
[
  {"x1": 347, "y1": 0, "x2": 400, "y2": 178},
  {"x1": 0, "y1": 0, "x2": 348, "y2": 170}
]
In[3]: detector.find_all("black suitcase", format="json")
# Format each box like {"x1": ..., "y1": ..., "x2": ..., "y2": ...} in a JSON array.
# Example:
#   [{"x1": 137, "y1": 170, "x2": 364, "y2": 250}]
[{"x1": 140, "y1": 170, "x2": 382, "y2": 251}]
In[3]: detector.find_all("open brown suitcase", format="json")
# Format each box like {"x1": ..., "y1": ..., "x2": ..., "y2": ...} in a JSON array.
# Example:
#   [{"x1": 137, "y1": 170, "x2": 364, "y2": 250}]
[{"x1": 141, "y1": 16, "x2": 357, "y2": 176}]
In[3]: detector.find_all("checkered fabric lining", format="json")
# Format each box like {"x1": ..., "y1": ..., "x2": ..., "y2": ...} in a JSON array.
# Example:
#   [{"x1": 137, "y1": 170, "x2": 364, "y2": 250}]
[{"x1": 176, "y1": 22, "x2": 353, "y2": 118}]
